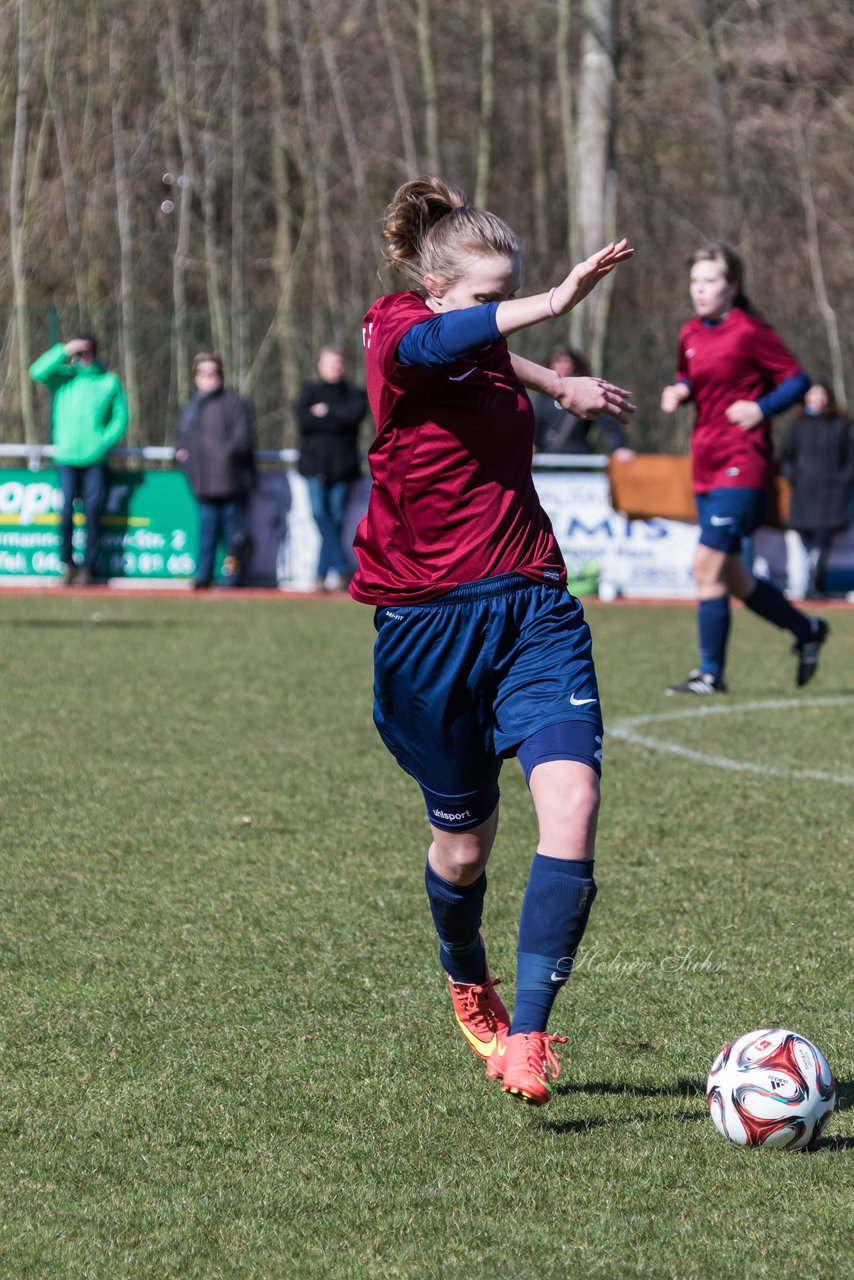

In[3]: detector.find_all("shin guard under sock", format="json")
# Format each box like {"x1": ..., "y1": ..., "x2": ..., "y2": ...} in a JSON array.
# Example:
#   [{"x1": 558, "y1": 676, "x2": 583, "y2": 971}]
[
  {"x1": 697, "y1": 595, "x2": 731, "y2": 678},
  {"x1": 511, "y1": 854, "x2": 597, "y2": 1034},
  {"x1": 424, "y1": 861, "x2": 487, "y2": 984}
]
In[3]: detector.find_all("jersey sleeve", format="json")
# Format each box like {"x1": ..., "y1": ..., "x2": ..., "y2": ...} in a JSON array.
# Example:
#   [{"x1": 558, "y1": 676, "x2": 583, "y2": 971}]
[
  {"x1": 675, "y1": 326, "x2": 693, "y2": 393},
  {"x1": 751, "y1": 320, "x2": 804, "y2": 385},
  {"x1": 397, "y1": 305, "x2": 501, "y2": 367},
  {"x1": 363, "y1": 292, "x2": 441, "y2": 390}
]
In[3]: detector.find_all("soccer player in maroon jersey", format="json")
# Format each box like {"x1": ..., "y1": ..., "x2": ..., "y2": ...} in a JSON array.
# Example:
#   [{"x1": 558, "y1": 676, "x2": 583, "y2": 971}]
[
  {"x1": 660, "y1": 242, "x2": 829, "y2": 695},
  {"x1": 350, "y1": 177, "x2": 634, "y2": 1106}
]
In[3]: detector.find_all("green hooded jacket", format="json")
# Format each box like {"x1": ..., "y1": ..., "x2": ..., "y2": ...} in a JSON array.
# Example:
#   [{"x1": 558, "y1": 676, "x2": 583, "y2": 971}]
[{"x1": 29, "y1": 344, "x2": 128, "y2": 466}]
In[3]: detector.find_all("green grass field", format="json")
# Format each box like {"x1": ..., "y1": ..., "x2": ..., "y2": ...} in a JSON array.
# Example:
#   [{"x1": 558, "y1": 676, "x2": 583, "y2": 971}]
[{"x1": 0, "y1": 591, "x2": 851, "y2": 1279}]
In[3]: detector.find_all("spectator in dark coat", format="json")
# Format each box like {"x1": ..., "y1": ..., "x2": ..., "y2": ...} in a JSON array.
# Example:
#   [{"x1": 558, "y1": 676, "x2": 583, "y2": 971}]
[
  {"x1": 176, "y1": 352, "x2": 256, "y2": 589},
  {"x1": 531, "y1": 346, "x2": 635, "y2": 458},
  {"x1": 779, "y1": 381, "x2": 854, "y2": 599},
  {"x1": 295, "y1": 346, "x2": 368, "y2": 591}
]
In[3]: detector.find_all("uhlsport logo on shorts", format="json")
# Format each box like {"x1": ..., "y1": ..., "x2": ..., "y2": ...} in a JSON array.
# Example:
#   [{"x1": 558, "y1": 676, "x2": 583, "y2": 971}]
[{"x1": 432, "y1": 807, "x2": 472, "y2": 823}]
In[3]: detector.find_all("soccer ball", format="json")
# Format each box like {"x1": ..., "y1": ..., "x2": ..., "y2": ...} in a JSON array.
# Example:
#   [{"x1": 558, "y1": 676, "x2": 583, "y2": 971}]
[{"x1": 706, "y1": 1028, "x2": 836, "y2": 1151}]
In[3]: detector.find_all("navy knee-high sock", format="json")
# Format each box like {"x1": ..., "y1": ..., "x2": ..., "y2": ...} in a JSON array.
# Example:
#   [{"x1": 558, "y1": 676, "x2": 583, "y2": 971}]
[
  {"x1": 511, "y1": 854, "x2": 597, "y2": 1035},
  {"x1": 424, "y1": 861, "x2": 487, "y2": 985},
  {"x1": 744, "y1": 578, "x2": 813, "y2": 642},
  {"x1": 697, "y1": 595, "x2": 731, "y2": 678}
]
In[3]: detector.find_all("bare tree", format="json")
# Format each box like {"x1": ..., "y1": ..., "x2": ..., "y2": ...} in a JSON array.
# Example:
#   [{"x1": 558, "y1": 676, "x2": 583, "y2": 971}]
[
  {"x1": 575, "y1": 0, "x2": 619, "y2": 370},
  {"x1": 417, "y1": 0, "x2": 441, "y2": 175},
  {"x1": 108, "y1": 15, "x2": 139, "y2": 444},
  {"x1": 263, "y1": 0, "x2": 304, "y2": 414},
  {"x1": 44, "y1": 12, "x2": 88, "y2": 324},
  {"x1": 556, "y1": 0, "x2": 579, "y2": 345},
  {"x1": 473, "y1": 0, "x2": 495, "y2": 208},
  {"x1": 10, "y1": 0, "x2": 35, "y2": 443},
  {"x1": 376, "y1": 0, "x2": 418, "y2": 176},
  {"x1": 230, "y1": 0, "x2": 249, "y2": 386},
  {"x1": 162, "y1": 19, "x2": 193, "y2": 408}
]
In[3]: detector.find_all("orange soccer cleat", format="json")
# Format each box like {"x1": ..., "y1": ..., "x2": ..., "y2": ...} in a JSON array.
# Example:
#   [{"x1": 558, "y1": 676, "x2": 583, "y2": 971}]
[
  {"x1": 501, "y1": 1031, "x2": 569, "y2": 1106},
  {"x1": 447, "y1": 971, "x2": 510, "y2": 1081}
]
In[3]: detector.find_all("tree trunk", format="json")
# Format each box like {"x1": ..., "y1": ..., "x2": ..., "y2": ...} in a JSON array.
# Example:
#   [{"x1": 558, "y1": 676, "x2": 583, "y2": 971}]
[
  {"x1": 556, "y1": 0, "x2": 580, "y2": 346},
  {"x1": 694, "y1": 0, "x2": 740, "y2": 238},
  {"x1": 575, "y1": 0, "x2": 619, "y2": 371},
  {"x1": 44, "y1": 14, "x2": 88, "y2": 324},
  {"x1": 792, "y1": 110, "x2": 846, "y2": 406},
  {"x1": 287, "y1": 0, "x2": 335, "y2": 320},
  {"x1": 230, "y1": 0, "x2": 249, "y2": 387},
  {"x1": 473, "y1": 0, "x2": 495, "y2": 209},
  {"x1": 375, "y1": 0, "x2": 418, "y2": 176},
  {"x1": 201, "y1": 131, "x2": 230, "y2": 361},
  {"x1": 10, "y1": 0, "x2": 35, "y2": 444},
  {"x1": 163, "y1": 22, "x2": 193, "y2": 410},
  {"x1": 417, "y1": 0, "x2": 441, "y2": 174},
  {"x1": 528, "y1": 0, "x2": 549, "y2": 258},
  {"x1": 108, "y1": 18, "x2": 140, "y2": 445},
  {"x1": 264, "y1": 0, "x2": 302, "y2": 419}
]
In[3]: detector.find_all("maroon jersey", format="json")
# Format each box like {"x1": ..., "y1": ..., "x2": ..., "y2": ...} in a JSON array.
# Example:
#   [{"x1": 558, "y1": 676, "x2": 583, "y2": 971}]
[
  {"x1": 676, "y1": 308, "x2": 803, "y2": 492},
  {"x1": 350, "y1": 290, "x2": 566, "y2": 605}
]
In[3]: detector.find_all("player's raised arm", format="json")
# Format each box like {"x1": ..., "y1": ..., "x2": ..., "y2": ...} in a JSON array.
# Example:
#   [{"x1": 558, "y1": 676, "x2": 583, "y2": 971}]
[{"x1": 495, "y1": 240, "x2": 635, "y2": 339}]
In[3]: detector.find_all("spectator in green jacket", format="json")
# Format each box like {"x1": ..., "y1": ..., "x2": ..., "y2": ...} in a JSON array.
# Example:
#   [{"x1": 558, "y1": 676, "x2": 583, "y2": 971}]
[{"x1": 30, "y1": 334, "x2": 128, "y2": 585}]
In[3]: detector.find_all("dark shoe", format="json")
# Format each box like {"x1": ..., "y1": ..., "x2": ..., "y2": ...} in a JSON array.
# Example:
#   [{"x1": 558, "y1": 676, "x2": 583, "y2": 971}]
[
  {"x1": 76, "y1": 568, "x2": 92, "y2": 586},
  {"x1": 192, "y1": 580, "x2": 211, "y2": 591},
  {"x1": 666, "y1": 668, "x2": 727, "y2": 696},
  {"x1": 793, "y1": 619, "x2": 829, "y2": 688},
  {"x1": 62, "y1": 564, "x2": 77, "y2": 586}
]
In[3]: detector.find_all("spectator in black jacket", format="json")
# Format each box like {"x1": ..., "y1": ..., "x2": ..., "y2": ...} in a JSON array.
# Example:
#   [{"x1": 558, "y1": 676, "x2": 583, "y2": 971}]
[
  {"x1": 176, "y1": 352, "x2": 256, "y2": 589},
  {"x1": 532, "y1": 346, "x2": 635, "y2": 459},
  {"x1": 779, "y1": 382, "x2": 854, "y2": 599},
  {"x1": 295, "y1": 346, "x2": 368, "y2": 591}
]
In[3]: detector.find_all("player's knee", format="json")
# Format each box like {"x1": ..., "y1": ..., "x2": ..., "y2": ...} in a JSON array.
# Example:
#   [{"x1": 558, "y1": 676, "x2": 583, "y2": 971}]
[
  {"x1": 534, "y1": 769, "x2": 600, "y2": 859},
  {"x1": 558, "y1": 771, "x2": 601, "y2": 829},
  {"x1": 430, "y1": 829, "x2": 492, "y2": 883}
]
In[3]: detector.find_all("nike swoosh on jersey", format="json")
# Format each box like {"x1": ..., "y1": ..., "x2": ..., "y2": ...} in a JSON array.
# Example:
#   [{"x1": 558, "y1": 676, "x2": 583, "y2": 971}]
[
  {"x1": 570, "y1": 693, "x2": 598, "y2": 706},
  {"x1": 448, "y1": 368, "x2": 476, "y2": 381},
  {"x1": 455, "y1": 1017, "x2": 497, "y2": 1059}
]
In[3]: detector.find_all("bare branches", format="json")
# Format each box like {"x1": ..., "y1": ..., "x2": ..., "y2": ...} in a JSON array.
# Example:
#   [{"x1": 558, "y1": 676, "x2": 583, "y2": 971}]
[{"x1": 0, "y1": 0, "x2": 852, "y2": 448}]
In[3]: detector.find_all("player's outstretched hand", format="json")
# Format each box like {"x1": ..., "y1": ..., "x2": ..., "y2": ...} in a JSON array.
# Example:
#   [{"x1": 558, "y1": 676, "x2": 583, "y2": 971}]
[
  {"x1": 555, "y1": 377, "x2": 636, "y2": 424},
  {"x1": 551, "y1": 240, "x2": 635, "y2": 315}
]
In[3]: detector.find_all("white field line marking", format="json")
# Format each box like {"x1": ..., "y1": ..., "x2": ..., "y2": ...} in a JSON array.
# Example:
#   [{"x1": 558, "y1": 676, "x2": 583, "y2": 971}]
[{"x1": 609, "y1": 696, "x2": 854, "y2": 785}]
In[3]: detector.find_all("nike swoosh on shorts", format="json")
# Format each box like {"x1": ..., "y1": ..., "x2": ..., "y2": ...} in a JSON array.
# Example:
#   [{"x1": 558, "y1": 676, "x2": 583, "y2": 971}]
[{"x1": 570, "y1": 693, "x2": 598, "y2": 706}]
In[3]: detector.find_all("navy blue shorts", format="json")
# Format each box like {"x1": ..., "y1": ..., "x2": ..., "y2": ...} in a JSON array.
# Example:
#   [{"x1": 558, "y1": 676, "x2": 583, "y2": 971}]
[
  {"x1": 696, "y1": 487, "x2": 767, "y2": 553},
  {"x1": 372, "y1": 574, "x2": 604, "y2": 831}
]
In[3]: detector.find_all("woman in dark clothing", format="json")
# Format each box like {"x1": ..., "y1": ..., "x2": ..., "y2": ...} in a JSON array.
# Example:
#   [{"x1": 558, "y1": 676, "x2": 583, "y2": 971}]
[
  {"x1": 176, "y1": 352, "x2": 256, "y2": 589},
  {"x1": 294, "y1": 346, "x2": 368, "y2": 591},
  {"x1": 779, "y1": 382, "x2": 854, "y2": 599}
]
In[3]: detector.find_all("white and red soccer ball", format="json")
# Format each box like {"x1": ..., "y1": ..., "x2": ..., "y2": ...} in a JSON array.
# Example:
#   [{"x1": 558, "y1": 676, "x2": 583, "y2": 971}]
[{"x1": 707, "y1": 1028, "x2": 837, "y2": 1151}]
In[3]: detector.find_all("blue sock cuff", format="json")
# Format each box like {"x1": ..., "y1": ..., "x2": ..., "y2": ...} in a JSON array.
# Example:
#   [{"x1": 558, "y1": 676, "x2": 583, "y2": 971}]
[
  {"x1": 533, "y1": 853, "x2": 595, "y2": 879},
  {"x1": 425, "y1": 861, "x2": 487, "y2": 898}
]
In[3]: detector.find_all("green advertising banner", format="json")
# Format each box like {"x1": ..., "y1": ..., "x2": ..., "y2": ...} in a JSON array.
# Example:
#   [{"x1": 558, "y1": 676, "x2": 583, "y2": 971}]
[{"x1": 0, "y1": 468, "x2": 199, "y2": 580}]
